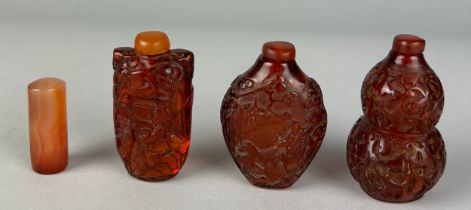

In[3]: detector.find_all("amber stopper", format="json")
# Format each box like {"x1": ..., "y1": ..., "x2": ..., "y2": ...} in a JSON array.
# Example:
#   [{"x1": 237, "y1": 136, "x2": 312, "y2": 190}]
[
  {"x1": 28, "y1": 77, "x2": 68, "y2": 174},
  {"x1": 134, "y1": 31, "x2": 170, "y2": 55},
  {"x1": 392, "y1": 34, "x2": 425, "y2": 55},
  {"x1": 262, "y1": 41, "x2": 296, "y2": 61}
]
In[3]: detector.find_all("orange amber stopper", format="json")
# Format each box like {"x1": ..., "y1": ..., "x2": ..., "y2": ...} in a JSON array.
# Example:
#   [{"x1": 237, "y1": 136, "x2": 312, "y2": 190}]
[
  {"x1": 134, "y1": 31, "x2": 170, "y2": 55},
  {"x1": 392, "y1": 34, "x2": 425, "y2": 55},
  {"x1": 262, "y1": 41, "x2": 296, "y2": 61},
  {"x1": 28, "y1": 77, "x2": 68, "y2": 174}
]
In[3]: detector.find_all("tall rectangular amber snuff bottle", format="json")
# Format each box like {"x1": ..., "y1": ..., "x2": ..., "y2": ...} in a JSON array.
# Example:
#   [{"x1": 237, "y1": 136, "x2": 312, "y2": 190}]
[{"x1": 113, "y1": 31, "x2": 194, "y2": 181}]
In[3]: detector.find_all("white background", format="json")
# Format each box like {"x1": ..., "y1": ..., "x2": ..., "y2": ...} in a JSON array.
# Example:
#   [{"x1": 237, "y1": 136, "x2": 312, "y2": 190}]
[{"x1": 0, "y1": 0, "x2": 470, "y2": 209}]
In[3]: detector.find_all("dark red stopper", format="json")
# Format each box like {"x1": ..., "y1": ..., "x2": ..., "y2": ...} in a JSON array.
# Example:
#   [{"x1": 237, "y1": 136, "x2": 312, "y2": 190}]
[
  {"x1": 392, "y1": 34, "x2": 426, "y2": 55},
  {"x1": 262, "y1": 41, "x2": 296, "y2": 61}
]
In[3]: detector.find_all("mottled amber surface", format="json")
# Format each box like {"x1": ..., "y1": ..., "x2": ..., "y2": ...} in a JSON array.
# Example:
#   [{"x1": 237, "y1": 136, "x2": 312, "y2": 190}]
[
  {"x1": 221, "y1": 41, "x2": 327, "y2": 188},
  {"x1": 134, "y1": 31, "x2": 170, "y2": 56},
  {"x1": 347, "y1": 34, "x2": 446, "y2": 202},
  {"x1": 28, "y1": 77, "x2": 68, "y2": 174},
  {"x1": 113, "y1": 33, "x2": 194, "y2": 181}
]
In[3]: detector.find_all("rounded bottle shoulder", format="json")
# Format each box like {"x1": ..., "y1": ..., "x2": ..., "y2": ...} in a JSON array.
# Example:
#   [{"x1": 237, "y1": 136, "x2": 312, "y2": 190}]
[{"x1": 360, "y1": 56, "x2": 444, "y2": 134}]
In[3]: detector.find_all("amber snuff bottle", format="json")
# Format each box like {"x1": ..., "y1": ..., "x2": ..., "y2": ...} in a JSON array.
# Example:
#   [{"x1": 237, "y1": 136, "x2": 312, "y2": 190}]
[
  {"x1": 347, "y1": 34, "x2": 446, "y2": 202},
  {"x1": 221, "y1": 41, "x2": 327, "y2": 188},
  {"x1": 113, "y1": 31, "x2": 194, "y2": 181}
]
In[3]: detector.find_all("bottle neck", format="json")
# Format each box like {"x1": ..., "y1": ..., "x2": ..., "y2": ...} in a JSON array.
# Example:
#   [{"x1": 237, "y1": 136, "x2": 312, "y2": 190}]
[
  {"x1": 244, "y1": 55, "x2": 304, "y2": 82},
  {"x1": 258, "y1": 55, "x2": 299, "y2": 72},
  {"x1": 386, "y1": 50, "x2": 427, "y2": 66}
]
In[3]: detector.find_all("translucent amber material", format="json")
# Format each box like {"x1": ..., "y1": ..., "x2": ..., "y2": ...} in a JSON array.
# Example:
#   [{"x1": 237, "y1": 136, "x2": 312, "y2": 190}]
[
  {"x1": 134, "y1": 31, "x2": 170, "y2": 55},
  {"x1": 221, "y1": 41, "x2": 327, "y2": 188},
  {"x1": 262, "y1": 41, "x2": 295, "y2": 61},
  {"x1": 347, "y1": 34, "x2": 446, "y2": 202},
  {"x1": 28, "y1": 77, "x2": 68, "y2": 174},
  {"x1": 113, "y1": 31, "x2": 194, "y2": 181}
]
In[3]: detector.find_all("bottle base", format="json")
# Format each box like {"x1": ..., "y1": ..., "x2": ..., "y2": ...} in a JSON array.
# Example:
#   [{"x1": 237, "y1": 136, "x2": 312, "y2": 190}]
[
  {"x1": 128, "y1": 172, "x2": 178, "y2": 182},
  {"x1": 248, "y1": 179, "x2": 296, "y2": 189},
  {"x1": 360, "y1": 185, "x2": 425, "y2": 203}
]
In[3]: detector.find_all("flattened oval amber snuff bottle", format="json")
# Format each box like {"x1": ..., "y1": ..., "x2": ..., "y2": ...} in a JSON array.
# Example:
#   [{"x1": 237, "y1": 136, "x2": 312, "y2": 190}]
[
  {"x1": 221, "y1": 41, "x2": 327, "y2": 188},
  {"x1": 347, "y1": 34, "x2": 446, "y2": 202},
  {"x1": 113, "y1": 31, "x2": 194, "y2": 181}
]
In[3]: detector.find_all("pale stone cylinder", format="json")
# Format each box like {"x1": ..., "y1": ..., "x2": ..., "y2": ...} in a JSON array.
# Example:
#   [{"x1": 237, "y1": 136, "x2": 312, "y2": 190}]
[{"x1": 28, "y1": 77, "x2": 68, "y2": 174}]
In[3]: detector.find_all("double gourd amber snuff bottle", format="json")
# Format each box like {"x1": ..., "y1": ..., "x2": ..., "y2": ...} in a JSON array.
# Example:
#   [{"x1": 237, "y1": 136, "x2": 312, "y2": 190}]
[
  {"x1": 113, "y1": 31, "x2": 194, "y2": 181},
  {"x1": 221, "y1": 41, "x2": 328, "y2": 188},
  {"x1": 347, "y1": 34, "x2": 446, "y2": 202}
]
